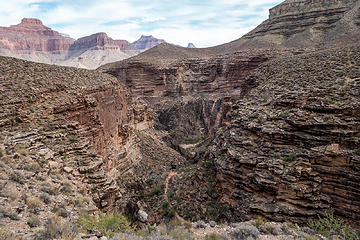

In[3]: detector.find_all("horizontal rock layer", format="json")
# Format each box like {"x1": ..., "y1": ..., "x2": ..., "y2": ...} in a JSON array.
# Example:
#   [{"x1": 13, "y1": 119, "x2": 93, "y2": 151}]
[
  {"x1": 208, "y1": 44, "x2": 360, "y2": 226},
  {"x1": 103, "y1": 50, "x2": 282, "y2": 102}
]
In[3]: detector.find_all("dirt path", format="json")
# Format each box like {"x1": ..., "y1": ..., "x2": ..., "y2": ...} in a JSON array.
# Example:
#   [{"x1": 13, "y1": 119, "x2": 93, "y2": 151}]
[{"x1": 164, "y1": 171, "x2": 187, "y2": 222}]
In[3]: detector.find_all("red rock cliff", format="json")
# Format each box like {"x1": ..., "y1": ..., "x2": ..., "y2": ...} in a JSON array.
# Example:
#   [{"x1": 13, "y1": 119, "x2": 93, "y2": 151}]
[{"x1": 0, "y1": 18, "x2": 74, "y2": 51}]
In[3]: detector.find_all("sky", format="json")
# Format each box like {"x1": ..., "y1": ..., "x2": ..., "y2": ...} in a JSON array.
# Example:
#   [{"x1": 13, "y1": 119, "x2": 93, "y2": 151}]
[{"x1": 0, "y1": 0, "x2": 283, "y2": 48}]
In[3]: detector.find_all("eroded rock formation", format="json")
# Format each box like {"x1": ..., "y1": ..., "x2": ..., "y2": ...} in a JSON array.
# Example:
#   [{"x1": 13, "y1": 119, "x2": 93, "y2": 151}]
[{"x1": 0, "y1": 18, "x2": 74, "y2": 52}]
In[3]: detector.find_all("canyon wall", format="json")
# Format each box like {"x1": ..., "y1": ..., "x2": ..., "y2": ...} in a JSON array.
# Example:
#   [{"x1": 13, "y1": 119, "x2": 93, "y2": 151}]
[{"x1": 207, "y1": 45, "x2": 360, "y2": 225}]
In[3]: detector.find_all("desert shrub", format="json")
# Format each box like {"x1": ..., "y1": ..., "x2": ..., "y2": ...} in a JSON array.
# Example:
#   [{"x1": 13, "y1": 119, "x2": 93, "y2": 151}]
[
  {"x1": 145, "y1": 184, "x2": 165, "y2": 198},
  {"x1": 55, "y1": 206, "x2": 68, "y2": 218},
  {"x1": 1, "y1": 182, "x2": 20, "y2": 200},
  {"x1": 251, "y1": 216, "x2": 267, "y2": 228},
  {"x1": 62, "y1": 182, "x2": 73, "y2": 194},
  {"x1": 283, "y1": 153, "x2": 296, "y2": 164},
  {"x1": 26, "y1": 197, "x2": 43, "y2": 209},
  {"x1": 9, "y1": 171, "x2": 25, "y2": 184},
  {"x1": 77, "y1": 212, "x2": 131, "y2": 238},
  {"x1": 279, "y1": 111, "x2": 289, "y2": 118},
  {"x1": 0, "y1": 229, "x2": 16, "y2": 239},
  {"x1": 24, "y1": 162, "x2": 41, "y2": 172},
  {"x1": 27, "y1": 215, "x2": 41, "y2": 228},
  {"x1": 35, "y1": 215, "x2": 76, "y2": 240},
  {"x1": 0, "y1": 149, "x2": 3, "y2": 158},
  {"x1": 41, "y1": 182, "x2": 58, "y2": 195},
  {"x1": 0, "y1": 208, "x2": 20, "y2": 221},
  {"x1": 15, "y1": 144, "x2": 29, "y2": 156},
  {"x1": 308, "y1": 212, "x2": 359, "y2": 240},
  {"x1": 167, "y1": 225, "x2": 193, "y2": 240},
  {"x1": 205, "y1": 233, "x2": 227, "y2": 240},
  {"x1": 39, "y1": 193, "x2": 51, "y2": 204},
  {"x1": 37, "y1": 158, "x2": 48, "y2": 167},
  {"x1": 68, "y1": 134, "x2": 79, "y2": 143}
]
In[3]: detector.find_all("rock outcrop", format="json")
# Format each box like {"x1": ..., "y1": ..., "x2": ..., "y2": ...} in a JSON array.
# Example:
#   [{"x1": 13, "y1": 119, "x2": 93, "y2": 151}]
[
  {"x1": 0, "y1": 18, "x2": 74, "y2": 52},
  {"x1": 206, "y1": 44, "x2": 360, "y2": 226},
  {"x1": 70, "y1": 32, "x2": 119, "y2": 50},
  {"x1": 244, "y1": 0, "x2": 360, "y2": 48},
  {"x1": 131, "y1": 35, "x2": 165, "y2": 51},
  {"x1": 102, "y1": 48, "x2": 281, "y2": 102}
]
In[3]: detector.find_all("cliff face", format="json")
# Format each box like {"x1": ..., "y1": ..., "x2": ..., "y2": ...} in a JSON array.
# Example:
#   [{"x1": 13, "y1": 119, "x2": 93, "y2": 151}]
[
  {"x1": 70, "y1": 32, "x2": 120, "y2": 50},
  {"x1": 206, "y1": 44, "x2": 360, "y2": 225},
  {"x1": 0, "y1": 56, "x2": 156, "y2": 237},
  {"x1": 244, "y1": 0, "x2": 360, "y2": 48},
  {"x1": 0, "y1": 18, "x2": 74, "y2": 51},
  {"x1": 103, "y1": 50, "x2": 278, "y2": 101}
]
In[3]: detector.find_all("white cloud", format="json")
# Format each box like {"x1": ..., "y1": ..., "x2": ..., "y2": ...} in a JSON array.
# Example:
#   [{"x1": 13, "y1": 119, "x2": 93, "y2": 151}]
[{"x1": 0, "y1": 0, "x2": 283, "y2": 47}]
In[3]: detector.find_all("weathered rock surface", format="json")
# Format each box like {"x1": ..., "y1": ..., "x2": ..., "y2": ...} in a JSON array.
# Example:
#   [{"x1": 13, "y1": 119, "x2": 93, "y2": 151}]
[
  {"x1": 0, "y1": 56, "x2": 156, "y2": 237},
  {"x1": 206, "y1": 45, "x2": 360, "y2": 226},
  {"x1": 244, "y1": 0, "x2": 360, "y2": 48},
  {"x1": 102, "y1": 49, "x2": 280, "y2": 101}
]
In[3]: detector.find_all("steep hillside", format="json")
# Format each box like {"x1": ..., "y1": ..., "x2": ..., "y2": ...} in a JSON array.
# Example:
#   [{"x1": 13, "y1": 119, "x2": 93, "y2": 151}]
[
  {"x1": 168, "y1": 43, "x2": 360, "y2": 227},
  {"x1": 0, "y1": 56, "x2": 182, "y2": 238}
]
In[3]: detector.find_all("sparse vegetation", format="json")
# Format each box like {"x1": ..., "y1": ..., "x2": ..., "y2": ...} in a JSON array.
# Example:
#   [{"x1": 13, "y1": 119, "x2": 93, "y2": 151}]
[
  {"x1": 205, "y1": 233, "x2": 227, "y2": 240},
  {"x1": 145, "y1": 184, "x2": 165, "y2": 198},
  {"x1": 323, "y1": 115, "x2": 332, "y2": 122},
  {"x1": 62, "y1": 182, "x2": 73, "y2": 194},
  {"x1": 251, "y1": 216, "x2": 267, "y2": 228},
  {"x1": 39, "y1": 193, "x2": 51, "y2": 204},
  {"x1": 9, "y1": 171, "x2": 26, "y2": 184},
  {"x1": 279, "y1": 111, "x2": 289, "y2": 118},
  {"x1": 184, "y1": 136, "x2": 203, "y2": 145},
  {"x1": 27, "y1": 215, "x2": 41, "y2": 228},
  {"x1": 36, "y1": 215, "x2": 76, "y2": 239},
  {"x1": 283, "y1": 153, "x2": 296, "y2": 164},
  {"x1": 26, "y1": 197, "x2": 43, "y2": 209},
  {"x1": 68, "y1": 134, "x2": 79, "y2": 143},
  {"x1": 308, "y1": 212, "x2": 359, "y2": 240},
  {"x1": 77, "y1": 212, "x2": 131, "y2": 238}
]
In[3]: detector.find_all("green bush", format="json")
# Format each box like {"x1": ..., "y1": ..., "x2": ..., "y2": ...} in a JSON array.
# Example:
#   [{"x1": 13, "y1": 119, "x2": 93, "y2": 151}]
[
  {"x1": 308, "y1": 212, "x2": 359, "y2": 240},
  {"x1": 77, "y1": 212, "x2": 132, "y2": 238},
  {"x1": 283, "y1": 153, "x2": 296, "y2": 164}
]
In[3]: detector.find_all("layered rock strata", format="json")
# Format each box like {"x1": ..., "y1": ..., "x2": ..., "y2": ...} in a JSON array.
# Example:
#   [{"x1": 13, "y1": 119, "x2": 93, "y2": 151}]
[{"x1": 206, "y1": 44, "x2": 360, "y2": 226}]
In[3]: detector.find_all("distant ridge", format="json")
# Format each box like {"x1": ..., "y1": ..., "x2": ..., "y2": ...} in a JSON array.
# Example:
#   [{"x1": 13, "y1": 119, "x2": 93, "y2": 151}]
[{"x1": 0, "y1": 18, "x2": 167, "y2": 69}]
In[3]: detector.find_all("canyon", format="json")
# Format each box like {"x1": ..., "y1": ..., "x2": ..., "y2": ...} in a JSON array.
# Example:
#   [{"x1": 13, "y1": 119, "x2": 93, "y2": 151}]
[
  {"x1": 0, "y1": 18, "x2": 165, "y2": 69},
  {"x1": 1, "y1": 0, "x2": 360, "y2": 239}
]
